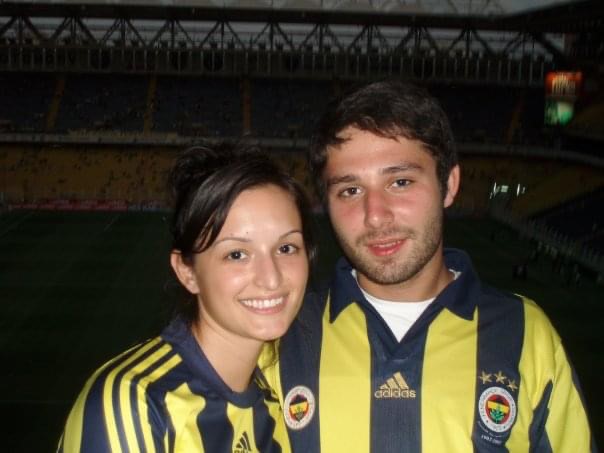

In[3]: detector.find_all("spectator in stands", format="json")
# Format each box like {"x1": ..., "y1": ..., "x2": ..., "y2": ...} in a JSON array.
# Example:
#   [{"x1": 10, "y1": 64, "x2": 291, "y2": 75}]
[
  {"x1": 271, "y1": 80, "x2": 595, "y2": 451},
  {"x1": 58, "y1": 144, "x2": 316, "y2": 452}
]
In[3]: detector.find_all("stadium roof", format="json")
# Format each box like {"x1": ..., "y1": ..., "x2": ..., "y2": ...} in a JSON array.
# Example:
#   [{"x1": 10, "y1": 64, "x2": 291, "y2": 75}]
[
  {"x1": 2, "y1": 0, "x2": 599, "y2": 35},
  {"x1": 4, "y1": 0, "x2": 583, "y2": 16}
]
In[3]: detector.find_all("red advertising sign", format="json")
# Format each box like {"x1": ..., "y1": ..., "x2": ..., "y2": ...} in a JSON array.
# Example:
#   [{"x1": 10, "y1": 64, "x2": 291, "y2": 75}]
[{"x1": 545, "y1": 71, "x2": 582, "y2": 99}]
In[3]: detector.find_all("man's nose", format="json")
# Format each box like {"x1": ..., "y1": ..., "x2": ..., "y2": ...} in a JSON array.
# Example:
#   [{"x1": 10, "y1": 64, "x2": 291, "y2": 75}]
[{"x1": 364, "y1": 190, "x2": 394, "y2": 229}]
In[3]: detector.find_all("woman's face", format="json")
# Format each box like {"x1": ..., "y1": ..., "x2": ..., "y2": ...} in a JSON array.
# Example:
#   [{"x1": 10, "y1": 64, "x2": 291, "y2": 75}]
[{"x1": 178, "y1": 184, "x2": 309, "y2": 347}]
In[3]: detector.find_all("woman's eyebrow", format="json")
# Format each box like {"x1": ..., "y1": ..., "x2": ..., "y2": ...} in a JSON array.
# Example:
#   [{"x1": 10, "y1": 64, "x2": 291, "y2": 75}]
[
  {"x1": 213, "y1": 236, "x2": 251, "y2": 245},
  {"x1": 280, "y1": 229, "x2": 303, "y2": 239},
  {"x1": 213, "y1": 229, "x2": 303, "y2": 245}
]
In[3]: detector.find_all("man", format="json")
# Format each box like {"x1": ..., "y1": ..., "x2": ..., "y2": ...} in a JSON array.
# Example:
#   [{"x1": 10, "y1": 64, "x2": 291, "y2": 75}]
[{"x1": 272, "y1": 80, "x2": 595, "y2": 452}]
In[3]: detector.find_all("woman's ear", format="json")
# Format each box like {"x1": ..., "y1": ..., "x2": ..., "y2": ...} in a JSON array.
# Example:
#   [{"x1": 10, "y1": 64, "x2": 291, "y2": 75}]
[{"x1": 170, "y1": 251, "x2": 200, "y2": 294}]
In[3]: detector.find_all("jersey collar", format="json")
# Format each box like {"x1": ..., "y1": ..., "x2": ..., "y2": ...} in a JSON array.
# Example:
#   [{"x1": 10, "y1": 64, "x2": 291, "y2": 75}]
[
  {"x1": 162, "y1": 316, "x2": 266, "y2": 407},
  {"x1": 329, "y1": 248, "x2": 479, "y2": 323}
]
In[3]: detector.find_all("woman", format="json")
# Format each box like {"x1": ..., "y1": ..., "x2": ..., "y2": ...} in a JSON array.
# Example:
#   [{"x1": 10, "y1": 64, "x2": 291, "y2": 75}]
[{"x1": 58, "y1": 145, "x2": 316, "y2": 452}]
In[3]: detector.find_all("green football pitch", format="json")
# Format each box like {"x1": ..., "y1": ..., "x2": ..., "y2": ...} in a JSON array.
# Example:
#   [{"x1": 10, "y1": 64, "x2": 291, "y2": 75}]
[{"x1": 1, "y1": 210, "x2": 602, "y2": 451}]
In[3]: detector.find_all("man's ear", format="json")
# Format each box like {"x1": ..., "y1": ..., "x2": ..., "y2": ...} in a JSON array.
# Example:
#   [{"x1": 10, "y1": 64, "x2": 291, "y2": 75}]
[
  {"x1": 170, "y1": 251, "x2": 199, "y2": 294},
  {"x1": 443, "y1": 164, "x2": 460, "y2": 208}
]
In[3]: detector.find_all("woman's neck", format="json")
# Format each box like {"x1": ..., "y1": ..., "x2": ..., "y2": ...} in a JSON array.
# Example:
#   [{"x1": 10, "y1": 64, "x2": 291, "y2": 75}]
[{"x1": 192, "y1": 321, "x2": 263, "y2": 393}]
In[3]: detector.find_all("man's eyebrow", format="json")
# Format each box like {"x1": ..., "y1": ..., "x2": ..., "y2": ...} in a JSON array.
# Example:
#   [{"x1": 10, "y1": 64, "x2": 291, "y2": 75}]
[
  {"x1": 326, "y1": 174, "x2": 357, "y2": 188},
  {"x1": 326, "y1": 163, "x2": 424, "y2": 188},
  {"x1": 381, "y1": 163, "x2": 423, "y2": 174}
]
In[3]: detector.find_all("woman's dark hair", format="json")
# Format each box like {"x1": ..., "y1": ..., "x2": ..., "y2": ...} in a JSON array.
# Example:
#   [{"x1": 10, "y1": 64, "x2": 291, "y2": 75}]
[
  {"x1": 309, "y1": 79, "x2": 458, "y2": 200},
  {"x1": 168, "y1": 143, "x2": 317, "y2": 319}
]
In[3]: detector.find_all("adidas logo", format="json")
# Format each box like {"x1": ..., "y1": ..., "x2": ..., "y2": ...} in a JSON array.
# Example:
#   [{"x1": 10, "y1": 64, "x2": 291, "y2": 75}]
[
  {"x1": 374, "y1": 372, "x2": 417, "y2": 399},
  {"x1": 234, "y1": 432, "x2": 252, "y2": 453}
]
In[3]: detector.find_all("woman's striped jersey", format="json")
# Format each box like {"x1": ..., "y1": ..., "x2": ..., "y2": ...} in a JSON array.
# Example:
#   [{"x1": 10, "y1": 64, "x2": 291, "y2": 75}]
[
  {"x1": 58, "y1": 317, "x2": 290, "y2": 453},
  {"x1": 270, "y1": 249, "x2": 596, "y2": 452}
]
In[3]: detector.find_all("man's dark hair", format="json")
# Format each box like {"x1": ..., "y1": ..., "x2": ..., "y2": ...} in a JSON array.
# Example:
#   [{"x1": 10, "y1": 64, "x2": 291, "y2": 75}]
[{"x1": 309, "y1": 80, "x2": 458, "y2": 199}]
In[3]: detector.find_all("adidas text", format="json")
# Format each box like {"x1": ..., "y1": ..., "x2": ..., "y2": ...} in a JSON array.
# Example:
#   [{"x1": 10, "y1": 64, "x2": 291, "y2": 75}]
[{"x1": 374, "y1": 388, "x2": 417, "y2": 399}]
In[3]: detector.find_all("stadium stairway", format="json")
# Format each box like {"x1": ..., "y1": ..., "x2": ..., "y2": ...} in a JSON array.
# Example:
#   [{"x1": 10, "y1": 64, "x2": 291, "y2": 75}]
[
  {"x1": 243, "y1": 78, "x2": 251, "y2": 135},
  {"x1": 144, "y1": 75, "x2": 157, "y2": 134},
  {"x1": 45, "y1": 75, "x2": 65, "y2": 132},
  {"x1": 505, "y1": 91, "x2": 524, "y2": 144},
  {"x1": 509, "y1": 165, "x2": 604, "y2": 218}
]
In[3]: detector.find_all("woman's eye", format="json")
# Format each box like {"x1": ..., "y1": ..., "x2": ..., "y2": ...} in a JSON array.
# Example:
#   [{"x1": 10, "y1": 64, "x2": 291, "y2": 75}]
[
  {"x1": 339, "y1": 187, "x2": 360, "y2": 198},
  {"x1": 278, "y1": 244, "x2": 299, "y2": 255},
  {"x1": 226, "y1": 250, "x2": 247, "y2": 260}
]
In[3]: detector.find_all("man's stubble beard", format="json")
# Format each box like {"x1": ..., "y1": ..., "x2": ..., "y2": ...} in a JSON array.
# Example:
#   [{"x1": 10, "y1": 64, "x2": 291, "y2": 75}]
[{"x1": 333, "y1": 210, "x2": 443, "y2": 286}]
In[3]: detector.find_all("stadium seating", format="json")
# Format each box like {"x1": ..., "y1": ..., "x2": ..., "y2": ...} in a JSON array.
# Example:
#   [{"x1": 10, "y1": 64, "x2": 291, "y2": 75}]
[
  {"x1": 55, "y1": 75, "x2": 147, "y2": 133},
  {"x1": 153, "y1": 76, "x2": 242, "y2": 137},
  {"x1": 0, "y1": 73, "x2": 55, "y2": 132},
  {"x1": 1, "y1": 145, "x2": 174, "y2": 204},
  {"x1": 250, "y1": 79, "x2": 333, "y2": 138},
  {"x1": 534, "y1": 187, "x2": 604, "y2": 253},
  {"x1": 0, "y1": 72, "x2": 552, "y2": 147},
  {"x1": 430, "y1": 84, "x2": 543, "y2": 144}
]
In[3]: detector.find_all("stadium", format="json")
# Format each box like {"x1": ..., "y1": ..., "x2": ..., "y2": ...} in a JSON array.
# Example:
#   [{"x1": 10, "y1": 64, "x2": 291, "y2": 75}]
[{"x1": 0, "y1": 0, "x2": 603, "y2": 450}]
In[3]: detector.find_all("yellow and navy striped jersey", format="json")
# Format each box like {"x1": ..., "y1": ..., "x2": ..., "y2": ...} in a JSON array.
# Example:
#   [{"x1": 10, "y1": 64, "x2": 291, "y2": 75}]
[
  {"x1": 272, "y1": 249, "x2": 595, "y2": 452},
  {"x1": 58, "y1": 317, "x2": 290, "y2": 453}
]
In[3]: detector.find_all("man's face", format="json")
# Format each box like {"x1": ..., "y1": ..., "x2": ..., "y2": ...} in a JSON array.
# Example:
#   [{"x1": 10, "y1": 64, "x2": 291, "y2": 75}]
[{"x1": 324, "y1": 127, "x2": 458, "y2": 299}]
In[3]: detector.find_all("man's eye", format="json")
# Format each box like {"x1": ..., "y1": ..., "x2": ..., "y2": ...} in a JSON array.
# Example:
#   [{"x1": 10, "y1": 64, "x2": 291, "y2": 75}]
[
  {"x1": 226, "y1": 250, "x2": 247, "y2": 260},
  {"x1": 278, "y1": 244, "x2": 299, "y2": 255},
  {"x1": 392, "y1": 179, "x2": 411, "y2": 188}
]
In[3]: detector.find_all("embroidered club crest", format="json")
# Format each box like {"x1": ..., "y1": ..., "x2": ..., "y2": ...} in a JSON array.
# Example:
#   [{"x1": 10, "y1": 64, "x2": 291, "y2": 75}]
[
  {"x1": 478, "y1": 386, "x2": 517, "y2": 433},
  {"x1": 283, "y1": 385, "x2": 315, "y2": 430}
]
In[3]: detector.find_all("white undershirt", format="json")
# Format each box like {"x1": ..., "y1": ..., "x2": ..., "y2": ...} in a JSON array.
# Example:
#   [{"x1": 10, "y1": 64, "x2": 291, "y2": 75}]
[{"x1": 353, "y1": 269, "x2": 461, "y2": 342}]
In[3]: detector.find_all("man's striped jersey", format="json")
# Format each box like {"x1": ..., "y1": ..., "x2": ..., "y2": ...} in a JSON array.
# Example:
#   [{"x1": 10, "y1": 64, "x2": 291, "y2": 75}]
[
  {"x1": 271, "y1": 249, "x2": 595, "y2": 452},
  {"x1": 58, "y1": 317, "x2": 290, "y2": 453}
]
